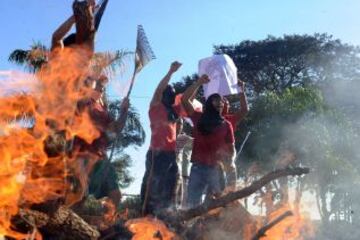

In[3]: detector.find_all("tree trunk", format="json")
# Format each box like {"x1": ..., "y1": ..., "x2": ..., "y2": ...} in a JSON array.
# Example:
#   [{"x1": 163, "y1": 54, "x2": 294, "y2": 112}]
[{"x1": 14, "y1": 206, "x2": 100, "y2": 240}]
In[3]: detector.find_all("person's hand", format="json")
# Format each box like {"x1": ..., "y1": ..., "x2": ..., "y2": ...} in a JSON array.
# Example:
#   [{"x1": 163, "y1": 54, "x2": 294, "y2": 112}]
[
  {"x1": 238, "y1": 80, "x2": 245, "y2": 91},
  {"x1": 198, "y1": 74, "x2": 210, "y2": 84},
  {"x1": 169, "y1": 61, "x2": 182, "y2": 73}
]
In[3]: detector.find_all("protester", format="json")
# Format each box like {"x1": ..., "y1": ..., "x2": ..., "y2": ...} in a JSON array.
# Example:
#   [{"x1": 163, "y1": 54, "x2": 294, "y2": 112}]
[
  {"x1": 175, "y1": 118, "x2": 193, "y2": 208},
  {"x1": 140, "y1": 61, "x2": 182, "y2": 215},
  {"x1": 73, "y1": 75, "x2": 130, "y2": 207},
  {"x1": 51, "y1": 0, "x2": 108, "y2": 52},
  {"x1": 182, "y1": 75, "x2": 235, "y2": 207}
]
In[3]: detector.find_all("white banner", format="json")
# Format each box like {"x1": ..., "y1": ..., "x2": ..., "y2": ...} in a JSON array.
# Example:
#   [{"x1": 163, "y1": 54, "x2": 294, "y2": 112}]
[{"x1": 198, "y1": 54, "x2": 241, "y2": 99}]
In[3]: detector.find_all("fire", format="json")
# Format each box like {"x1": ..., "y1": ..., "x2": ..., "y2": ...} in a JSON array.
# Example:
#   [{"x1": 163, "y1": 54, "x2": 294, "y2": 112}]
[
  {"x1": 126, "y1": 217, "x2": 178, "y2": 240},
  {"x1": 257, "y1": 205, "x2": 314, "y2": 240},
  {"x1": 0, "y1": 45, "x2": 103, "y2": 238}
]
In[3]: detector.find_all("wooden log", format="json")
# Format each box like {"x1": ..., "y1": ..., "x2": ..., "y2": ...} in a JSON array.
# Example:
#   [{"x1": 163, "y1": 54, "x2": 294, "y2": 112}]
[{"x1": 15, "y1": 206, "x2": 100, "y2": 240}]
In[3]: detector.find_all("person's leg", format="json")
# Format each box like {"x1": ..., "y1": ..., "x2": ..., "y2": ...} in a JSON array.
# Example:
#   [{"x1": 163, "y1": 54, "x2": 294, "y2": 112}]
[
  {"x1": 206, "y1": 165, "x2": 223, "y2": 198},
  {"x1": 181, "y1": 177, "x2": 189, "y2": 208},
  {"x1": 140, "y1": 150, "x2": 153, "y2": 214},
  {"x1": 154, "y1": 151, "x2": 178, "y2": 212},
  {"x1": 187, "y1": 163, "x2": 207, "y2": 208}
]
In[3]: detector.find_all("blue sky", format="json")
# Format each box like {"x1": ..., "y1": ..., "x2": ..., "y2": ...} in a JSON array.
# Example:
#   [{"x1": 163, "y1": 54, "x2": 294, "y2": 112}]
[{"x1": 1, "y1": 0, "x2": 360, "y2": 194}]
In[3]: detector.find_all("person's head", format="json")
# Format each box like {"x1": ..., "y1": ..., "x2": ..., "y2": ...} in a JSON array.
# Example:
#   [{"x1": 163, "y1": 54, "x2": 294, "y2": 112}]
[
  {"x1": 206, "y1": 93, "x2": 225, "y2": 114},
  {"x1": 198, "y1": 93, "x2": 225, "y2": 135},
  {"x1": 222, "y1": 98, "x2": 230, "y2": 116},
  {"x1": 161, "y1": 85, "x2": 178, "y2": 122},
  {"x1": 162, "y1": 85, "x2": 176, "y2": 107}
]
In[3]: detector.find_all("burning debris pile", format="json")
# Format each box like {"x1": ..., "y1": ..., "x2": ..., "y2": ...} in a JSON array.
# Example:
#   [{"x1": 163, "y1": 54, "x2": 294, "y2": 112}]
[{"x1": 0, "y1": 1, "x2": 319, "y2": 240}]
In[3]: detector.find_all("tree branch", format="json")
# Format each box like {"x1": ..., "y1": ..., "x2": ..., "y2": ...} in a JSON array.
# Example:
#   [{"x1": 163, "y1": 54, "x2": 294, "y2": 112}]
[
  {"x1": 174, "y1": 167, "x2": 309, "y2": 222},
  {"x1": 251, "y1": 210, "x2": 293, "y2": 240}
]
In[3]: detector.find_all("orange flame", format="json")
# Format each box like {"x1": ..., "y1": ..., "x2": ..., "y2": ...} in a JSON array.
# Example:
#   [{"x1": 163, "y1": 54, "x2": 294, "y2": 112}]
[
  {"x1": 126, "y1": 217, "x2": 178, "y2": 240},
  {"x1": 256, "y1": 205, "x2": 314, "y2": 240},
  {"x1": 0, "y1": 46, "x2": 103, "y2": 238}
]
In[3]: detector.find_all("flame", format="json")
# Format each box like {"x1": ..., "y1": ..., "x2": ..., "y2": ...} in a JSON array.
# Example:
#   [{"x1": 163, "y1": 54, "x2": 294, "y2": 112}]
[
  {"x1": 126, "y1": 217, "x2": 178, "y2": 240},
  {"x1": 256, "y1": 205, "x2": 314, "y2": 240},
  {"x1": 0, "y1": 45, "x2": 103, "y2": 238}
]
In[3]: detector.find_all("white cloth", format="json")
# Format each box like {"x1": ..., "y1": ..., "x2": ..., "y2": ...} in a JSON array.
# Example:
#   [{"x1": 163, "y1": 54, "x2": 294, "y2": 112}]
[{"x1": 198, "y1": 54, "x2": 241, "y2": 99}]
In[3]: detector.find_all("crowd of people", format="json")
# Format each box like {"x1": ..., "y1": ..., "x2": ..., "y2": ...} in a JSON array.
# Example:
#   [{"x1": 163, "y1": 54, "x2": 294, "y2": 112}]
[
  {"x1": 41, "y1": 0, "x2": 249, "y2": 215},
  {"x1": 140, "y1": 62, "x2": 249, "y2": 215}
]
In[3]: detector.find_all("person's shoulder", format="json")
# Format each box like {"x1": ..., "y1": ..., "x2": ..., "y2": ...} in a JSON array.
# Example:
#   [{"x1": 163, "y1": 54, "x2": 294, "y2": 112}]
[
  {"x1": 223, "y1": 119, "x2": 234, "y2": 130},
  {"x1": 225, "y1": 114, "x2": 236, "y2": 121}
]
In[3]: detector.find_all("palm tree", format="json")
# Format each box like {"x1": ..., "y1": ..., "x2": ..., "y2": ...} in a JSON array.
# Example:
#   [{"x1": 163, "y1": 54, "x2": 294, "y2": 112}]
[{"x1": 8, "y1": 42, "x2": 48, "y2": 72}]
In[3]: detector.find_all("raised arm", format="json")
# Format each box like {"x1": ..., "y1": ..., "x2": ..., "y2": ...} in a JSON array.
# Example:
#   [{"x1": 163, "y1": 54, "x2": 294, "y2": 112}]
[
  {"x1": 51, "y1": 15, "x2": 75, "y2": 50},
  {"x1": 181, "y1": 74, "x2": 210, "y2": 116},
  {"x1": 150, "y1": 61, "x2": 182, "y2": 106},
  {"x1": 233, "y1": 81, "x2": 249, "y2": 123},
  {"x1": 94, "y1": 0, "x2": 109, "y2": 31}
]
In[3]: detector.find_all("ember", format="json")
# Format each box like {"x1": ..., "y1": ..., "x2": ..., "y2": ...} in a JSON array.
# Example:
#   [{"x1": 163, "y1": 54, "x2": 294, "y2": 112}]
[{"x1": 126, "y1": 217, "x2": 178, "y2": 240}]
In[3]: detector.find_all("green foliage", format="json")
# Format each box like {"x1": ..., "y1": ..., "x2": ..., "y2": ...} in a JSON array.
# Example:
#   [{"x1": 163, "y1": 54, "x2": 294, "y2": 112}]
[
  {"x1": 107, "y1": 99, "x2": 146, "y2": 188},
  {"x1": 238, "y1": 87, "x2": 326, "y2": 166},
  {"x1": 214, "y1": 33, "x2": 360, "y2": 95},
  {"x1": 118, "y1": 196, "x2": 142, "y2": 219},
  {"x1": 8, "y1": 42, "x2": 48, "y2": 72},
  {"x1": 112, "y1": 153, "x2": 134, "y2": 189}
]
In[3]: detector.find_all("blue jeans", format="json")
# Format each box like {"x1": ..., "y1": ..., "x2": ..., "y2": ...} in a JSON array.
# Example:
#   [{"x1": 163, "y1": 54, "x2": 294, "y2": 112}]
[{"x1": 187, "y1": 162, "x2": 222, "y2": 208}]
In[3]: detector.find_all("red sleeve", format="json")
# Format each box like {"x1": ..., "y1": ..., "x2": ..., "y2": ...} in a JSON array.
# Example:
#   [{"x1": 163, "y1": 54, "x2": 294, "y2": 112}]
[{"x1": 225, "y1": 121, "x2": 235, "y2": 144}]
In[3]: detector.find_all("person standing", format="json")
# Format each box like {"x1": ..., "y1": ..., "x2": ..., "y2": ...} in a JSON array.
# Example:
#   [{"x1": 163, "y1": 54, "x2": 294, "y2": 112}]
[
  {"x1": 140, "y1": 61, "x2": 182, "y2": 215},
  {"x1": 182, "y1": 75, "x2": 235, "y2": 207}
]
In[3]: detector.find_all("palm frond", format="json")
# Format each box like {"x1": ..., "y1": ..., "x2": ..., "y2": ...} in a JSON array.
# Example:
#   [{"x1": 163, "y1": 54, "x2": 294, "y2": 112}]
[
  {"x1": 8, "y1": 42, "x2": 48, "y2": 72},
  {"x1": 8, "y1": 49, "x2": 29, "y2": 65},
  {"x1": 91, "y1": 50, "x2": 133, "y2": 78}
]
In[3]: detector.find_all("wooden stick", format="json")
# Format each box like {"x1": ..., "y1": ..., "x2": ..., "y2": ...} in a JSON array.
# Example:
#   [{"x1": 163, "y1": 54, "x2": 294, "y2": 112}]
[{"x1": 251, "y1": 210, "x2": 293, "y2": 240}]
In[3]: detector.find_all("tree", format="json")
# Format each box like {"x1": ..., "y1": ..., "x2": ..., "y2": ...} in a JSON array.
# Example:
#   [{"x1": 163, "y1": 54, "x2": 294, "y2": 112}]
[
  {"x1": 107, "y1": 100, "x2": 146, "y2": 188},
  {"x1": 8, "y1": 42, "x2": 48, "y2": 72},
  {"x1": 214, "y1": 33, "x2": 360, "y2": 96}
]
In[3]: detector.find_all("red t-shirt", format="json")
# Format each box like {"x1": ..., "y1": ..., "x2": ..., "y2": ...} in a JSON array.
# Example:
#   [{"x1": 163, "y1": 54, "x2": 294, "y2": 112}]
[
  {"x1": 190, "y1": 111, "x2": 235, "y2": 166},
  {"x1": 224, "y1": 114, "x2": 240, "y2": 131},
  {"x1": 149, "y1": 103, "x2": 177, "y2": 151}
]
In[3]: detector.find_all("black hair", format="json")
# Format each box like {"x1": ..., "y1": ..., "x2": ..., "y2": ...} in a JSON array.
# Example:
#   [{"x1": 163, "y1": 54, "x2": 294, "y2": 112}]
[
  {"x1": 162, "y1": 85, "x2": 178, "y2": 122},
  {"x1": 197, "y1": 93, "x2": 224, "y2": 135}
]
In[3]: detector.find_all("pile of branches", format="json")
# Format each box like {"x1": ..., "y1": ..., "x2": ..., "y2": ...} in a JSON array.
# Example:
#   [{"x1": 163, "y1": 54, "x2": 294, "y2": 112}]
[{"x1": 9, "y1": 167, "x2": 309, "y2": 239}]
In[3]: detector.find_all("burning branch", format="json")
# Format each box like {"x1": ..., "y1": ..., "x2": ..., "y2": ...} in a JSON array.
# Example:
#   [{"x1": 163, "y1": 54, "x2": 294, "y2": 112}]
[
  {"x1": 251, "y1": 210, "x2": 293, "y2": 240},
  {"x1": 174, "y1": 167, "x2": 309, "y2": 222}
]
